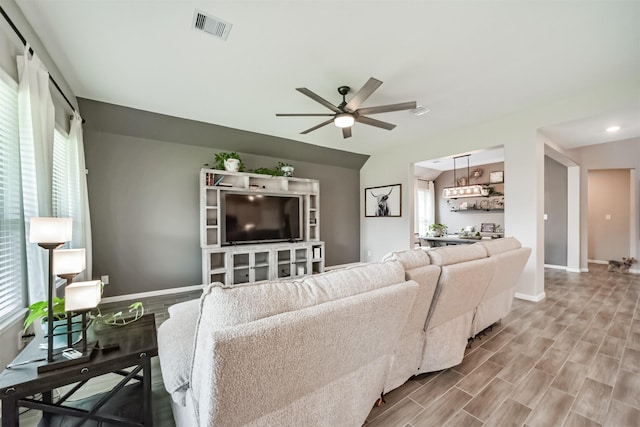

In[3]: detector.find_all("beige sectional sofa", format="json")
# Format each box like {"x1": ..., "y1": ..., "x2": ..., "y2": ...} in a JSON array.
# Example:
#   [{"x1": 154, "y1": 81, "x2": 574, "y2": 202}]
[{"x1": 158, "y1": 237, "x2": 530, "y2": 426}]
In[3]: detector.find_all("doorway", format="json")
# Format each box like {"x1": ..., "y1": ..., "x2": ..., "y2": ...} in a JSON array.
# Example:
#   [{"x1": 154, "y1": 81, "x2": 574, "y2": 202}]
[{"x1": 587, "y1": 169, "x2": 636, "y2": 263}]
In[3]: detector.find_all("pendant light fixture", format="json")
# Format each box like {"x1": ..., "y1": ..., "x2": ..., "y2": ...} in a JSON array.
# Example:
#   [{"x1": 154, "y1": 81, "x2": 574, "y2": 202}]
[{"x1": 442, "y1": 155, "x2": 487, "y2": 198}]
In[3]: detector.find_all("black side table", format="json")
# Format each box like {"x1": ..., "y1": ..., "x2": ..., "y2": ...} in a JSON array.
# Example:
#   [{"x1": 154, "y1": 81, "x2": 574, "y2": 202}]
[{"x1": 0, "y1": 313, "x2": 157, "y2": 426}]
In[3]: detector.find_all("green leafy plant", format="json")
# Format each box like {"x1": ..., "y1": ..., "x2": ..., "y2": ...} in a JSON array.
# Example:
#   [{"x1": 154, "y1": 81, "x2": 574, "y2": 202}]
[
  {"x1": 23, "y1": 297, "x2": 67, "y2": 333},
  {"x1": 24, "y1": 297, "x2": 145, "y2": 332},
  {"x1": 213, "y1": 152, "x2": 244, "y2": 171},
  {"x1": 252, "y1": 162, "x2": 294, "y2": 176},
  {"x1": 90, "y1": 302, "x2": 145, "y2": 326}
]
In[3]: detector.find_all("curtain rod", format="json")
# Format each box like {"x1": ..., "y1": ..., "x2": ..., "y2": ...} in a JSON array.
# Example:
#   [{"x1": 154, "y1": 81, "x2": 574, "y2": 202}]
[{"x1": 0, "y1": 5, "x2": 81, "y2": 121}]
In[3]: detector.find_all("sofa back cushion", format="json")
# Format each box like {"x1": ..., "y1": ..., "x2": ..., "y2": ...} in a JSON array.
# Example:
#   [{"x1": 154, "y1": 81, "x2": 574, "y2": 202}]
[
  {"x1": 197, "y1": 260, "x2": 406, "y2": 330},
  {"x1": 427, "y1": 243, "x2": 488, "y2": 266},
  {"x1": 479, "y1": 236, "x2": 522, "y2": 255},
  {"x1": 382, "y1": 248, "x2": 431, "y2": 269}
]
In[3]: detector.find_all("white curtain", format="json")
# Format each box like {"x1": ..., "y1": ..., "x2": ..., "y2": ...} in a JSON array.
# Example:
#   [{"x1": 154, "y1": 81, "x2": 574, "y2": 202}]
[
  {"x1": 17, "y1": 46, "x2": 55, "y2": 304},
  {"x1": 68, "y1": 113, "x2": 92, "y2": 280},
  {"x1": 415, "y1": 179, "x2": 435, "y2": 237}
]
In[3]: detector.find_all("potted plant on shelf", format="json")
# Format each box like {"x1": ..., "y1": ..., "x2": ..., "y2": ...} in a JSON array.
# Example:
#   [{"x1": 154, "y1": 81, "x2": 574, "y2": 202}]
[
  {"x1": 278, "y1": 162, "x2": 294, "y2": 177},
  {"x1": 212, "y1": 152, "x2": 244, "y2": 172},
  {"x1": 428, "y1": 223, "x2": 447, "y2": 237}
]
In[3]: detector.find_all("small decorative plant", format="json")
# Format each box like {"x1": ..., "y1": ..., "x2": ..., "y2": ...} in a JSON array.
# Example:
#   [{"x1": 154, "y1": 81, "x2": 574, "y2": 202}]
[
  {"x1": 428, "y1": 223, "x2": 447, "y2": 237},
  {"x1": 23, "y1": 297, "x2": 145, "y2": 332},
  {"x1": 213, "y1": 152, "x2": 244, "y2": 171},
  {"x1": 252, "y1": 161, "x2": 294, "y2": 177},
  {"x1": 23, "y1": 297, "x2": 67, "y2": 333},
  {"x1": 89, "y1": 302, "x2": 145, "y2": 326}
]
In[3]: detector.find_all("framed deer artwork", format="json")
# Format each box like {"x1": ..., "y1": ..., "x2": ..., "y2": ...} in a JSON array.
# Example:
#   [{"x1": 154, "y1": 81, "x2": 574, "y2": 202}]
[{"x1": 365, "y1": 184, "x2": 402, "y2": 217}]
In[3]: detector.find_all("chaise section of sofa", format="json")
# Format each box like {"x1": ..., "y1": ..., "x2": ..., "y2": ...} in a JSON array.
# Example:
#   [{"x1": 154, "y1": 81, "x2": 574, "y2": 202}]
[
  {"x1": 158, "y1": 261, "x2": 419, "y2": 426},
  {"x1": 381, "y1": 248, "x2": 440, "y2": 392},
  {"x1": 420, "y1": 243, "x2": 497, "y2": 372},
  {"x1": 472, "y1": 237, "x2": 531, "y2": 336}
]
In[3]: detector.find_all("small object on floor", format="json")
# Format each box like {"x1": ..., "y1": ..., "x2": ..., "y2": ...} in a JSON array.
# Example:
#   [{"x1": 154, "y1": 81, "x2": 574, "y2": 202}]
[{"x1": 608, "y1": 257, "x2": 636, "y2": 273}]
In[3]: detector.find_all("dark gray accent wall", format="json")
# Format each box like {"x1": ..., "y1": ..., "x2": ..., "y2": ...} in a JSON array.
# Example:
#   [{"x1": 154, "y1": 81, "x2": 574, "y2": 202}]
[
  {"x1": 81, "y1": 99, "x2": 366, "y2": 297},
  {"x1": 544, "y1": 156, "x2": 568, "y2": 265}
]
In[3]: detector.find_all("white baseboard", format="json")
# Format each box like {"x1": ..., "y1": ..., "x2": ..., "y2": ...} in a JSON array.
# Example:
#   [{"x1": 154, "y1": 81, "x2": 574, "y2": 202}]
[
  {"x1": 544, "y1": 264, "x2": 567, "y2": 270},
  {"x1": 581, "y1": 267, "x2": 589, "y2": 272},
  {"x1": 515, "y1": 292, "x2": 546, "y2": 302},
  {"x1": 588, "y1": 259, "x2": 608, "y2": 265},
  {"x1": 101, "y1": 284, "x2": 203, "y2": 304}
]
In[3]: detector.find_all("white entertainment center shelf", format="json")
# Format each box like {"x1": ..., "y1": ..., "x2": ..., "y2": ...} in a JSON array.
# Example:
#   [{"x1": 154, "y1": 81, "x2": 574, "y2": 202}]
[{"x1": 199, "y1": 168, "x2": 324, "y2": 285}]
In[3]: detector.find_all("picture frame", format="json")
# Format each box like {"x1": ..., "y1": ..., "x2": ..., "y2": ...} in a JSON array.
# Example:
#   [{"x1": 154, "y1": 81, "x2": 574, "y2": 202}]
[
  {"x1": 489, "y1": 171, "x2": 504, "y2": 184},
  {"x1": 481, "y1": 223, "x2": 495, "y2": 233},
  {"x1": 365, "y1": 184, "x2": 402, "y2": 217}
]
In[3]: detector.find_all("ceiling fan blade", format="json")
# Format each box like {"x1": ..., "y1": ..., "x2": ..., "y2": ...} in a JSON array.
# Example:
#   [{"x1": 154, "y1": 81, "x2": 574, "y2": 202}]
[
  {"x1": 356, "y1": 101, "x2": 417, "y2": 116},
  {"x1": 345, "y1": 77, "x2": 383, "y2": 111},
  {"x1": 276, "y1": 113, "x2": 335, "y2": 117},
  {"x1": 342, "y1": 127, "x2": 352, "y2": 139},
  {"x1": 296, "y1": 88, "x2": 342, "y2": 113},
  {"x1": 355, "y1": 115, "x2": 396, "y2": 130},
  {"x1": 300, "y1": 118, "x2": 334, "y2": 134}
]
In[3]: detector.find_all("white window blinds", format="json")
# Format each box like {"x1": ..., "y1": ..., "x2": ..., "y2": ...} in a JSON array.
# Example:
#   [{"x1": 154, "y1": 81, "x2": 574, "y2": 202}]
[{"x1": 0, "y1": 69, "x2": 25, "y2": 321}]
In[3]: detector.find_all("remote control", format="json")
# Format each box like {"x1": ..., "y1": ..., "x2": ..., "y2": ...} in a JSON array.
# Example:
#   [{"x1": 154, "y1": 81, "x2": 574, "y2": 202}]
[{"x1": 61, "y1": 348, "x2": 83, "y2": 360}]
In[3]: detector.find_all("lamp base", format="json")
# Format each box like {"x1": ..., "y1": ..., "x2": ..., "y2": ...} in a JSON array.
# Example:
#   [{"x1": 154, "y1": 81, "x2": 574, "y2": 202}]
[{"x1": 37, "y1": 341, "x2": 97, "y2": 374}]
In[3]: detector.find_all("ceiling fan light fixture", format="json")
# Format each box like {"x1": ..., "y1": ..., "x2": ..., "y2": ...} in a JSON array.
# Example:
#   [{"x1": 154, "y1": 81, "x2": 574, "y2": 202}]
[{"x1": 334, "y1": 113, "x2": 355, "y2": 128}]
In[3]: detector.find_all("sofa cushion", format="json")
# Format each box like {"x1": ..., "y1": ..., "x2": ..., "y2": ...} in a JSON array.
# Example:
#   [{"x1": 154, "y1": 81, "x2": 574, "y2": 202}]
[
  {"x1": 479, "y1": 236, "x2": 522, "y2": 255},
  {"x1": 382, "y1": 248, "x2": 431, "y2": 269},
  {"x1": 198, "y1": 260, "x2": 406, "y2": 330},
  {"x1": 158, "y1": 302, "x2": 201, "y2": 405},
  {"x1": 427, "y1": 242, "x2": 488, "y2": 266}
]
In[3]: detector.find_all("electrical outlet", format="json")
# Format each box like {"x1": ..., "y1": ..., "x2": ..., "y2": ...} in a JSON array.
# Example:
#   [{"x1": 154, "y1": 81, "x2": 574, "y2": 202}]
[
  {"x1": 101, "y1": 275, "x2": 109, "y2": 285},
  {"x1": 18, "y1": 331, "x2": 33, "y2": 350}
]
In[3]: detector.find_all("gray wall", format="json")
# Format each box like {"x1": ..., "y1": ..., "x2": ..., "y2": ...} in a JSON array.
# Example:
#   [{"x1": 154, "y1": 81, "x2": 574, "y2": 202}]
[
  {"x1": 81, "y1": 99, "x2": 366, "y2": 297},
  {"x1": 544, "y1": 156, "x2": 568, "y2": 265},
  {"x1": 434, "y1": 162, "x2": 505, "y2": 233}
]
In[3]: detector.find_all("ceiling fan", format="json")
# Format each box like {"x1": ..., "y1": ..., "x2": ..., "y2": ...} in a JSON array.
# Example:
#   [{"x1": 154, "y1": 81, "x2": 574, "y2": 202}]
[{"x1": 276, "y1": 77, "x2": 417, "y2": 139}]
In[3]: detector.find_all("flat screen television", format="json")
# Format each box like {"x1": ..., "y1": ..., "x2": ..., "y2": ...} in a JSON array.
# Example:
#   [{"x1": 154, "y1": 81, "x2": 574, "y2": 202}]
[{"x1": 221, "y1": 193, "x2": 302, "y2": 245}]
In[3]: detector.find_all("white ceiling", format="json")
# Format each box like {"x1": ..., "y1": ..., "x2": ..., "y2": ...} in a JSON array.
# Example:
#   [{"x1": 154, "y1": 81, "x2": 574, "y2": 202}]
[{"x1": 15, "y1": 0, "x2": 640, "y2": 156}]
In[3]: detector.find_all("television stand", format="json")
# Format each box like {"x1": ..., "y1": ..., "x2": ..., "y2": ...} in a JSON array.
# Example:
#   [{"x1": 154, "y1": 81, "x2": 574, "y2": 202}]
[
  {"x1": 202, "y1": 241, "x2": 324, "y2": 285},
  {"x1": 199, "y1": 169, "x2": 324, "y2": 285}
]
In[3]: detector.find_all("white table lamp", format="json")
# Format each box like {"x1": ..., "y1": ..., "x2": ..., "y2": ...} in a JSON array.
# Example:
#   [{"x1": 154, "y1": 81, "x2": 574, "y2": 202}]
[
  {"x1": 54, "y1": 248, "x2": 86, "y2": 278},
  {"x1": 64, "y1": 280, "x2": 102, "y2": 312}
]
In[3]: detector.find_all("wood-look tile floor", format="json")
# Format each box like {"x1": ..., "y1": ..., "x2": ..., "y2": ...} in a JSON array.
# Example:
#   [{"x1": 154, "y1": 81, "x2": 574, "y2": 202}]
[
  {"x1": 15, "y1": 264, "x2": 639, "y2": 426},
  {"x1": 366, "y1": 264, "x2": 640, "y2": 427}
]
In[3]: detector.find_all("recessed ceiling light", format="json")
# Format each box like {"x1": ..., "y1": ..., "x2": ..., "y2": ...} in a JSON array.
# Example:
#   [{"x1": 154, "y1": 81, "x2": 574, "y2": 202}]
[{"x1": 606, "y1": 126, "x2": 621, "y2": 133}]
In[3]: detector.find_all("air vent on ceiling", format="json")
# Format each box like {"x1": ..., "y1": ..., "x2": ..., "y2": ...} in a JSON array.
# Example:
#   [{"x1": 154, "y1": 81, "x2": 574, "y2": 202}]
[
  {"x1": 193, "y1": 10, "x2": 232, "y2": 41},
  {"x1": 410, "y1": 105, "x2": 431, "y2": 116}
]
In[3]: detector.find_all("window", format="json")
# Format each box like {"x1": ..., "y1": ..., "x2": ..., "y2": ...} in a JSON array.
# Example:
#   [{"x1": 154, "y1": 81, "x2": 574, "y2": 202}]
[
  {"x1": 415, "y1": 179, "x2": 435, "y2": 236},
  {"x1": 0, "y1": 69, "x2": 25, "y2": 321},
  {"x1": 52, "y1": 127, "x2": 82, "y2": 246}
]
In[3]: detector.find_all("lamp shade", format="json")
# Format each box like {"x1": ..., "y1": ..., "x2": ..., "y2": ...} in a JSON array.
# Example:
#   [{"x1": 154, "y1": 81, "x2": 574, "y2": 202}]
[
  {"x1": 64, "y1": 280, "x2": 102, "y2": 312},
  {"x1": 53, "y1": 248, "x2": 86, "y2": 276},
  {"x1": 29, "y1": 217, "x2": 72, "y2": 244},
  {"x1": 333, "y1": 113, "x2": 355, "y2": 128}
]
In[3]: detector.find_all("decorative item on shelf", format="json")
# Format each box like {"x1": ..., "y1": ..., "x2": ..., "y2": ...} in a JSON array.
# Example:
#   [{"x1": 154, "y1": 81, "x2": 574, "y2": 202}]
[
  {"x1": 489, "y1": 170, "x2": 504, "y2": 184},
  {"x1": 364, "y1": 184, "x2": 402, "y2": 217},
  {"x1": 213, "y1": 152, "x2": 244, "y2": 172},
  {"x1": 252, "y1": 161, "x2": 294, "y2": 177},
  {"x1": 428, "y1": 223, "x2": 447, "y2": 237},
  {"x1": 471, "y1": 168, "x2": 483, "y2": 180},
  {"x1": 279, "y1": 162, "x2": 294, "y2": 177},
  {"x1": 442, "y1": 155, "x2": 485, "y2": 198}
]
